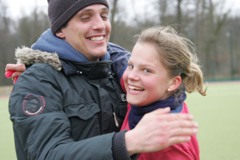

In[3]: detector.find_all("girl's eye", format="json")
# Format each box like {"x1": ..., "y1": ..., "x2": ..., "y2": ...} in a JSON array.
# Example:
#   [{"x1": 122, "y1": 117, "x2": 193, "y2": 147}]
[
  {"x1": 128, "y1": 64, "x2": 133, "y2": 69},
  {"x1": 143, "y1": 68, "x2": 151, "y2": 73}
]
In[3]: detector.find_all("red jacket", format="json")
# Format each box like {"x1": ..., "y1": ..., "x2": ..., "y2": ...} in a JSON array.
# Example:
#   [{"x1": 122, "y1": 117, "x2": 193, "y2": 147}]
[{"x1": 121, "y1": 103, "x2": 200, "y2": 160}]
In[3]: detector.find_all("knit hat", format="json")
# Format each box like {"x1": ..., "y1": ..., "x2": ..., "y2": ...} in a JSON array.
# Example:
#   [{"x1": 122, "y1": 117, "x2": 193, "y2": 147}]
[{"x1": 48, "y1": 0, "x2": 109, "y2": 34}]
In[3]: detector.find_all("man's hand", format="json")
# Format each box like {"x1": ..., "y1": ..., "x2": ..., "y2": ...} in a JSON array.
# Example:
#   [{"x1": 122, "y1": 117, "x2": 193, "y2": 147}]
[
  {"x1": 125, "y1": 107, "x2": 198, "y2": 155},
  {"x1": 5, "y1": 63, "x2": 26, "y2": 83}
]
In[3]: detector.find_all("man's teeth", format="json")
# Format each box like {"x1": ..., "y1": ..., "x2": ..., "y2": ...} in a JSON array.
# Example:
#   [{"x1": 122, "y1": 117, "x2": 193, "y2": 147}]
[{"x1": 90, "y1": 36, "x2": 104, "y2": 41}]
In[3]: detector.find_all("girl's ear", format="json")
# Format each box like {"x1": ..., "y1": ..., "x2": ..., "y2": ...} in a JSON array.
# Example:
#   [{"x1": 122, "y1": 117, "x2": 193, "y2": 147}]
[{"x1": 167, "y1": 76, "x2": 182, "y2": 92}]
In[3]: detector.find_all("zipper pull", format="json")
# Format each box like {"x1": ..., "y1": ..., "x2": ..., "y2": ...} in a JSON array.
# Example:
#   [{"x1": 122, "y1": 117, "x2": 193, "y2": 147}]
[{"x1": 113, "y1": 112, "x2": 119, "y2": 128}]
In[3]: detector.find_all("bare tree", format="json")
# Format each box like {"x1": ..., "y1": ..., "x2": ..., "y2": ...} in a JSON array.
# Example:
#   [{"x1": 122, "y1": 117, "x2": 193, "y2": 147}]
[
  {"x1": 15, "y1": 8, "x2": 49, "y2": 47},
  {"x1": 176, "y1": 0, "x2": 183, "y2": 31},
  {"x1": 157, "y1": 0, "x2": 168, "y2": 24},
  {"x1": 0, "y1": 0, "x2": 17, "y2": 85},
  {"x1": 193, "y1": 0, "x2": 230, "y2": 77},
  {"x1": 109, "y1": 0, "x2": 120, "y2": 42}
]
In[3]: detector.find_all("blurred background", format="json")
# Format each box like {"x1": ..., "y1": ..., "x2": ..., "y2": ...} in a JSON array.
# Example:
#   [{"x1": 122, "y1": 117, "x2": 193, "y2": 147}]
[
  {"x1": 0, "y1": 0, "x2": 240, "y2": 160},
  {"x1": 0, "y1": 0, "x2": 240, "y2": 85}
]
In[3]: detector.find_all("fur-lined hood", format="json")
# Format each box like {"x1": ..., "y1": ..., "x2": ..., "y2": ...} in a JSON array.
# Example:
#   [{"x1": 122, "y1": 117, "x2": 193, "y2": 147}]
[{"x1": 15, "y1": 46, "x2": 62, "y2": 71}]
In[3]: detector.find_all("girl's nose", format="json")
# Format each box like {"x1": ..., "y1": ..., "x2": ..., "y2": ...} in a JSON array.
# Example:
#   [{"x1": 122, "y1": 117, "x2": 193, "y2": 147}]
[{"x1": 127, "y1": 69, "x2": 139, "y2": 81}]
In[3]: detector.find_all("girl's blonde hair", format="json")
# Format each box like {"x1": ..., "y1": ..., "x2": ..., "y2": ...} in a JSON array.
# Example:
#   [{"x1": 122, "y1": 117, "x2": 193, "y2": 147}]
[{"x1": 136, "y1": 26, "x2": 206, "y2": 96}]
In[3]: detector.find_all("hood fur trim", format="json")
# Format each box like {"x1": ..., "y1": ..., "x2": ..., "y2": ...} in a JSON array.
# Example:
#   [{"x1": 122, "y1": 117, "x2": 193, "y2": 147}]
[{"x1": 15, "y1": 47, "x2": 62, "y2": 71}]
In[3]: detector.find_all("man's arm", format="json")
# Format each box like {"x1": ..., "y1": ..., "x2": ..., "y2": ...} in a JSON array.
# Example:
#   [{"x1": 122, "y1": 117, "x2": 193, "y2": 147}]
[{"x1": 125, "y1": 107, "x2": 198, "y2": 155}]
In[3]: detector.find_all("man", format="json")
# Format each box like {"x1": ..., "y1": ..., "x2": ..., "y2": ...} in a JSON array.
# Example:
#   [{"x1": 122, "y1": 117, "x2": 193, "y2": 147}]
[{"x1": 6, "y1": 0, "x2": 198, "y2": 159}]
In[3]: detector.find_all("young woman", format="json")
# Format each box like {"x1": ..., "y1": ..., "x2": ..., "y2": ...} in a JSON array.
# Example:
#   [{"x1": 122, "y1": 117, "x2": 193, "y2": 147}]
[{"x1": 121, "y1": 26, "x2": 206, "y2": 160}]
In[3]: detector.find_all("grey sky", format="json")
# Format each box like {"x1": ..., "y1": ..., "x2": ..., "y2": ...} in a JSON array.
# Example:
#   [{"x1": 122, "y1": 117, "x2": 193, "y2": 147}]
[{"x1": 5, "y1": 0, "x2": 240, "y2": 19}]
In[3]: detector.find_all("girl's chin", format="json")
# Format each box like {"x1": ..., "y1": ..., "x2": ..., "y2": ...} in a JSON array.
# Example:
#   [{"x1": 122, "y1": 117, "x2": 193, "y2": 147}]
[
  {"x1": 128, "y1": 100, "x2": 144, "y2": 107},
  {"x1": 127, "y1": 95, "x2": 150, "y2": 106}
]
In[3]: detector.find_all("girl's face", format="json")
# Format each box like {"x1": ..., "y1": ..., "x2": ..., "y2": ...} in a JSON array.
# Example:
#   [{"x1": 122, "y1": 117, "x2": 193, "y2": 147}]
[{"x1": 123, "y1": 42, "x2": 176, "y2": 106}]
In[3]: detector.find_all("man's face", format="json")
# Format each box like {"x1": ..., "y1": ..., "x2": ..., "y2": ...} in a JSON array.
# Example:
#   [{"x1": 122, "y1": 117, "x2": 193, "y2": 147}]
[{"x1": 56, "y1": 4, "x2": 111, "y2": 62}]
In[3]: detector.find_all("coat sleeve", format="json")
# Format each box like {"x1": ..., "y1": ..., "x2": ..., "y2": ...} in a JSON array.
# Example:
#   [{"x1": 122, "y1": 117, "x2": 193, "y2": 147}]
[
  {"x1": 107, "y1": 42, "x2": 130, "y2": 81},
  {"x1": 9, "y1": 64, "x2": 129, "y2": 160}
]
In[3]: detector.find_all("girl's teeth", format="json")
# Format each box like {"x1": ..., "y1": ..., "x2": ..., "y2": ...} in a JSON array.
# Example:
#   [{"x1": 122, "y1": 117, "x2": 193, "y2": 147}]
[{"x1": 129, "y1": 86, "x2": 142, "y2": 91}]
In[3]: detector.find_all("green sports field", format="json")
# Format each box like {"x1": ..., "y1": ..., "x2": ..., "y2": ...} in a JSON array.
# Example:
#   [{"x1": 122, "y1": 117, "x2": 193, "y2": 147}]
[
  {"x1": 186, "y1": 81, "x2": 240, "y2": 160},
  {"x1": 1, "y1": 81, "x2": 240, "y2": 160}
]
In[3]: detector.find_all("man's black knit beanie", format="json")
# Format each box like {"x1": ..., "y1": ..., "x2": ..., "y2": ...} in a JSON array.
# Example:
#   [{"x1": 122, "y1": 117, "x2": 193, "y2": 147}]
[{"x1": 48, "y1": 0, "x2": 109, "y2": 34}]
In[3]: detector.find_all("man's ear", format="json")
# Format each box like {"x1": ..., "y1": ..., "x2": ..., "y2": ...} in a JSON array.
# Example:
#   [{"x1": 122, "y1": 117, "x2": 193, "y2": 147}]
[
  {"x1": 55, "y1": 30, "x2": 65, "y2": 39},
  {"x1": 168, "y1": 76, "x2": 182, "y2": 92}
]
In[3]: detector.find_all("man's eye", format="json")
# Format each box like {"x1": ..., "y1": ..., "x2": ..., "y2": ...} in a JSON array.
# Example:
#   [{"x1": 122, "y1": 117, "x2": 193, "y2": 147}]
[
  {"x1": 101, "y1": 16, "x2": 108, "y2": 20},
  {"x1": 81, "y1": 17, "x2": 90, "y2": 21},
  {"x1": 101, "y1": 10, "x2": 109, "y2": 18},
  {"x1": 101, "y1": 14, "x2": 109, "y2": 20},
  {"x1": 80, "y1": 15, "x2": 90, "y2": 21}
]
